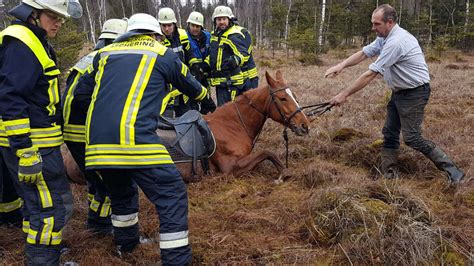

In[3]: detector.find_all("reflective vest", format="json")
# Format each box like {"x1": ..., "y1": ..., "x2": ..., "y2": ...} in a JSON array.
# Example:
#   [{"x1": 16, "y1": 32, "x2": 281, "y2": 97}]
[
  {"x1": 207, "y1": 25, "x2": 249, "y2": 87},
  {"x1": 0, "y1": 24, "x2": 63, "y2": 149},
  {"x1": 62, "y1": 51, "x2": 97, "y2": 143},
  {"x1": 83, "y1": 35, "x2": 207, "y2": 169}
]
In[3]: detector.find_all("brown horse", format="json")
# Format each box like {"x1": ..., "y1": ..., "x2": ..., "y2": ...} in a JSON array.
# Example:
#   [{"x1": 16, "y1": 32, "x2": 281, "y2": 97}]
[{"x1": 64, "y1": 70, "x2": 310, "y2": 184}]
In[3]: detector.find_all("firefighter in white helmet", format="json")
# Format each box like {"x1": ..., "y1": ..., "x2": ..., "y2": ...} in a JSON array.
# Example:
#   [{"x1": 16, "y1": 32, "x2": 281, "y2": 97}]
[
  {"x1": 185, "y1": 11, "x2": 216, "y2": 114},
  {"x1": 0, "y1": 0, "x2": 82, "y2": 264},
  {"x1": 207, "y1": 5, "x2": 251, "y2": 106},
  {"x1": 62, "y1": 18, "x2": 127, "y2": 235},
  {"x1": 73, "y1": 13, "x2": 212, "y2": 264},
  {"x1": 158, "y1": 7, "x2": 200, "y2": 117}
]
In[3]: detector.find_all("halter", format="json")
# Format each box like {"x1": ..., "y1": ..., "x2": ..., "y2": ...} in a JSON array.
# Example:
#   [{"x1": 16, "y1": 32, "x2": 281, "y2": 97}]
[{"x1": 235, "y1": 85, "x2": 304, "y2": 168}]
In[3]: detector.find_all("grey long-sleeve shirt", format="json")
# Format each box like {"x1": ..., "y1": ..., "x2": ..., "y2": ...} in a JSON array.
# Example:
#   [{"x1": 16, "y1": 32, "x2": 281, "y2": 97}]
[{"x1": 363, "y1": 24, "x2": 430, "y2": 91}]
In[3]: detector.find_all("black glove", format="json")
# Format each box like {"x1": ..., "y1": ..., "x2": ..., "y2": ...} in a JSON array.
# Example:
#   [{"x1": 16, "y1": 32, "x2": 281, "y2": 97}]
[
  {"x1": 201, "y1": 62, "x2": 211, "y2": 73},
  {"x1": 190, "y1": 64, "x2": 207, "y2": 83},
  {"x1": 190, "y1": 64, "x2": 202, "y2": 76},
  {"x1": 200, "y1": 95, "x2": 216, "y2": 114},
  {"x1": 222, "y1": 55, "x2": 239, "y2": 71}
]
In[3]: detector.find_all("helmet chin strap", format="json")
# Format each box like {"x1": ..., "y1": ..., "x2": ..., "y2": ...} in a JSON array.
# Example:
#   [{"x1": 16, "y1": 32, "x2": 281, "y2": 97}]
[{"x1": 29, "y1": 11, "x2": 41, "y2": 28}]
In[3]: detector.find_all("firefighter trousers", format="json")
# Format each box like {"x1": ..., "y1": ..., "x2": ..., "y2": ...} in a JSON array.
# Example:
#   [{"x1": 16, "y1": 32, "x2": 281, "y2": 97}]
[
  {"x1": 98, "y1": 164, "x2": 191, "y2": 265},
  {"x1": 2, "y1": 146, "x2": 73, "y2": 265}
]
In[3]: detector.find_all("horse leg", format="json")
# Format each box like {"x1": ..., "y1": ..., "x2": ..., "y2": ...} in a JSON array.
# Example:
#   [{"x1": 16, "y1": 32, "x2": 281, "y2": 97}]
[{"x1": 232, "y1": 150, "x2": 286, "y2": 179}]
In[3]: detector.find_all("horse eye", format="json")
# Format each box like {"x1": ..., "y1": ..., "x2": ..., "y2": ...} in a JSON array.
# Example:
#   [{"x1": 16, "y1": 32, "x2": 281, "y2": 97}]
[{"x1": 279, "y1": 97, "x2": 287, "y2": 102}]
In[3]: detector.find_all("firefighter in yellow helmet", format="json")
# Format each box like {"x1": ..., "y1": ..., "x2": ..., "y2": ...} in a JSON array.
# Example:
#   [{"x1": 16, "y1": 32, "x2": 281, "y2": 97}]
[
  {"x1": 62, "y1": 18, "x2": 127, "y2": 234},
  {"x1": 0, "y1": 0, "x2": 82, "y2": 264}
]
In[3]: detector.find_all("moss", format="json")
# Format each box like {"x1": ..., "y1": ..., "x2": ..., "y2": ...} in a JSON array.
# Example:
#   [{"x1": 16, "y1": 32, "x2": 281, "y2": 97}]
[
  {"x1": 442, "y1": 251, "x2": 465, "y2": 265},
  {"x1": 368, "y1": 139, "x2": 384, "y2": 149},
  {"x1": 460, "y1": 191, "x2": 474, "y2": 208},
  {"x1": 331, "y1": 128, "x2": 365, "y2": 142},
  {"x1": 359, "y1": 197, "x2": 396, "y2": 218}
]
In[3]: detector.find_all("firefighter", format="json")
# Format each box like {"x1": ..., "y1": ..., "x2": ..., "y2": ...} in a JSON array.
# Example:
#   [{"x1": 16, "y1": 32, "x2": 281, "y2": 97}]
[
  {"x1": 207, "y1": 5, "x2": 250, "y2": 106},
  {"x1": 229, "y1": 14, "x2": 259, "y2": 90},
  {"x1": 0, "y1": 0, "x2": 82, "y2": 264},
  {"x1": 62, "y1": 18, "x2": 127, "y2": 234},
  {"x1": 185, "y1": 11, "x2": 216, "y2": 114},
  {"x1": 158, "y1": 7, "x2": 199, "y2": 117},
  {"x1": 74, "y1": 13, "x2": 212, "y2": 264}
]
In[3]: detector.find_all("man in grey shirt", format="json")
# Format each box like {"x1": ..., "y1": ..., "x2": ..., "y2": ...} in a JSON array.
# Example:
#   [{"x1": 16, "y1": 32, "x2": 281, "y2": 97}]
[{"x1": 325, "y1": 4, "x2": 464, "y2": 183}]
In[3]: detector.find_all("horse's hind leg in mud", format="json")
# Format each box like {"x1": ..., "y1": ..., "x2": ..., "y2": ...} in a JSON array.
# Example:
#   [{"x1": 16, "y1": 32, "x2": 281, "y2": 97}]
[{"x1": 232, "y1": 150, "x2": 286, "y2": 179}]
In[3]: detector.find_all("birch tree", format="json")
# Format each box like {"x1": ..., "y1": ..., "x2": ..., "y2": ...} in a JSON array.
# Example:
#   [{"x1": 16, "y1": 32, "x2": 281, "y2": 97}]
[
  {"x1": 84, "y1": 0, "x2": 96, "y2": 45},
  {"x1": 465, "y1": 0, "x2": 470, "y2": 34},
  {"x1": 318, "y1": 0, "x2": 326, "y2": 46},
  {"x1": 284, "y1": 0, "x2": 292, "y2": 41}
]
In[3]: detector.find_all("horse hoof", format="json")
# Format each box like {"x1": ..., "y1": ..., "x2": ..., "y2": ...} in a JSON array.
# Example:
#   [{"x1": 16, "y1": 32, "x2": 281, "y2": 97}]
[{"x1": 275, "y1": 169, "x2": 291, "y2": 184}]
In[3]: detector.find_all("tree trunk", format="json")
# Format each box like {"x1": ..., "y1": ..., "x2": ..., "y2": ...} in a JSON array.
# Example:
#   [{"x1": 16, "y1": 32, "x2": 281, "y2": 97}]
[
  {"x1": 465, "y1": 0, "x2": 470, "y2": 34},
  {"x1": 318, "y1": 0, "x2": 326, "y2": 47},
  {"x1": 428, "y1": 2, "x2": 432, "y2": 45},
  {"x1": 284, "y1": 0, "x2": 292, "y2": 42},
  {"x1": 174, "y1": 0, "x2": 182, "y2": 27},
  {"x1": 85, "y1": 0, "x2": 96, "y2": 45},
  {"x1": 120, "y1": 0, "x2": 126, "y2": 18},
  {"x1": 399, "y1": 0, "x2": 403, "y2": 25}
]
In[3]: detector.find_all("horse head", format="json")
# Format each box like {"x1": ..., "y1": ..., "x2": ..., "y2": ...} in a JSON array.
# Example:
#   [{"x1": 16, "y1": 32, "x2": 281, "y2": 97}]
[{"x1": 265, "y1": 71, "x2": 310, "y2": 136}]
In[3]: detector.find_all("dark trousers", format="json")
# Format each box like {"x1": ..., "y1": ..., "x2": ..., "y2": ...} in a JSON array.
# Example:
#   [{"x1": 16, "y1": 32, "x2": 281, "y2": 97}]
[
  {"x1": 2, "y1": 146, "x2": 72, "y2": 265},
  {"x1": 98, "y1": 164, "x2": 191, "y2": 265},
  {"x1": 65, "y1": 141, "x2": 111, "y2": 231},
  {"x1": 382, "y1": 84, "x2": 435, "y2": 155},
  {"x1": 216, "y1": 84, "x2": 247, "y2": 106},
  {"x1": 0, "y1": 150, "x2": 22, "y2": 226}
]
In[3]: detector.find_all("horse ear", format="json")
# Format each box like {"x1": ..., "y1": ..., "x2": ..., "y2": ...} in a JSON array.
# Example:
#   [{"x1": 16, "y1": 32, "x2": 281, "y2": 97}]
[
  {"x1": 265, "y1": 71, "x2": 276, "y2": 88},
  {"x1": 275, "y1": 70, "x2": 284, "y2": 82}
]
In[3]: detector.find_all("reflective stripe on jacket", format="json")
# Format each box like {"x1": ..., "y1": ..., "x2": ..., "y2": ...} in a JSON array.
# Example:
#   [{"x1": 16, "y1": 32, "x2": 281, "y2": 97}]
[
  {"x1": 62, "y1": 51, "x2": 97, "y2": 143},
  {"x1": 81, "y1": 35, "x2": 207, "y2": 169},
  {"x1": 207, "y1": 25, "x2": 249, "y2": 86},
  {"x1": 0, "y1": 23, "x2": 63, "y2": 150}
]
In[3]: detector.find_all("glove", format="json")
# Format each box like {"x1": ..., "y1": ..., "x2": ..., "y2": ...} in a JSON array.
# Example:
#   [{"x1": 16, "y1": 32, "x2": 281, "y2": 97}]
[
  {"x1": 16, "y1": 147, "x2": 43, "y2": 184},
  {"x1": 190, "y1": 64, "x2": 206, "y2": 83},
  {"x1": 190, "y1": 64, "x2": 202, "y2": 76},
  {"x1": 200, "y1": 94, "x2": 216, "y2": 114},
  {"x1": 222, "y1": 55, "x2": 239, "y2": 71}
]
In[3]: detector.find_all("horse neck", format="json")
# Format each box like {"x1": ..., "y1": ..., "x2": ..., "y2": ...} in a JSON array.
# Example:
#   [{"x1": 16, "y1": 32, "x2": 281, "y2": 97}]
[{"x1": 232, "y1": 86, "x2": 270, "y2": 142}]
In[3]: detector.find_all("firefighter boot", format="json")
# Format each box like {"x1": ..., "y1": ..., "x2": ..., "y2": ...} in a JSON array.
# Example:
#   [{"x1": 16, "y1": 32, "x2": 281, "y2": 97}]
[
  {"x1": 381, "y1": 148, "x2": 400, "y2": 179},
  {"x1": 25, "y1": 244, "x2": 61, "y2": 266},
  {"x1": 426, "y1": 146, "x2": 465, "y2": 184}
]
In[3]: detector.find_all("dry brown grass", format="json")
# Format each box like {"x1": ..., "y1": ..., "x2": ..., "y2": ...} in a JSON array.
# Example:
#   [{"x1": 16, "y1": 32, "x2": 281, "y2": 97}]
[{"x1": 1, "y1": 48, "x2": 473, "y2": 264}]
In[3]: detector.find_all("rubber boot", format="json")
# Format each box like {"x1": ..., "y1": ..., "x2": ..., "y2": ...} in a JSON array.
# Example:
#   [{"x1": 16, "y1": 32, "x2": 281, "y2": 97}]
[
  {"x1": 25, "y1": 244, "x2": 61, "y2": 266},
  {"x1": 426, "y1": 146, "x2": 465, "y2": 184},
  {"x1": 381, "y1": 148, "x2": 400, "y2": 179}
]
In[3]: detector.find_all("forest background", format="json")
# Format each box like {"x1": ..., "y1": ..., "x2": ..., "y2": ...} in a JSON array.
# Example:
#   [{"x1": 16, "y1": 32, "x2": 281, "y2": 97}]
[{"x1": 0, "y1": 0, "x2": 472, "y2": 73}]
